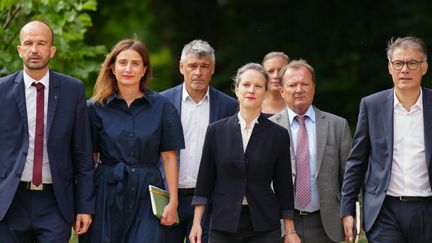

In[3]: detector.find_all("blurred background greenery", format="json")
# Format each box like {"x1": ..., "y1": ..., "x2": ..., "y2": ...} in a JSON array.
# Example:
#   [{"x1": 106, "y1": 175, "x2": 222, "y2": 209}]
[
  {"x1": 1, "y1": 2, "x2": 427, "y2": 241},
  {"x1": 2, "y1": 0, "x2": 432, "y2": 128}
]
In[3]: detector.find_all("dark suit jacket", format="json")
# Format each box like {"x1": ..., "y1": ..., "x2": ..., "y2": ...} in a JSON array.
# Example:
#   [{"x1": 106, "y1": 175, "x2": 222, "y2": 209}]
[
  {"x1": 341, "y1": 88, "x2": 432, "y2": 231},
  {"x1": 192, "y1": 114, "x2": 294, "y2": 233},
  {"x1": 270, "y1": 106, "x2": 352, "y2": 242},
  {"x1": 0, "y1": 70, "x2": 95, "y2": 223},
  {"x1": 160, "y1": 83, "x2": 238, "y2": 123}
]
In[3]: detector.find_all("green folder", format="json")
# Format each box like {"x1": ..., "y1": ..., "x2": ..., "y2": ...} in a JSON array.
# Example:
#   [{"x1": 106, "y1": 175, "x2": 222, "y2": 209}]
[{"x1": 148, "y1": 185, "x2": 180, "y2": 224}]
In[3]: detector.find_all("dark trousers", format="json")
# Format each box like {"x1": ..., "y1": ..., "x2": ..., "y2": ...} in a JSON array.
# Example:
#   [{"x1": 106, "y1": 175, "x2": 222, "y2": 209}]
[
  {"x1": 366, "y1": 196, "x2": 432, "y2": 243},
  {"x1": 208, "y1": 206, "x2": 280, "y2": 243},
  {"x1": 293, "y1": 211, "x2": 334, "y2": 243},
  {"x1": 164, "y1": 190, "x2": 210, "y2": 243},
  {"x1": 0, "y1": 185, "x2": 70, "y2": 243}
]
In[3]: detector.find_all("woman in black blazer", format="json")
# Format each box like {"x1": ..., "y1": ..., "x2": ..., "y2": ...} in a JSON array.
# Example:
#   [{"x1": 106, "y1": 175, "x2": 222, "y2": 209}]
[{"x1": 189, "y1": 63, "x2": 300, "y2": 243}]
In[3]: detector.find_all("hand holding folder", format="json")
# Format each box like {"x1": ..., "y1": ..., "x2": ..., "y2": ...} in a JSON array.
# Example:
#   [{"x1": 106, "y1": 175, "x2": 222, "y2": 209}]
[{"x1": 148, "y1": 185, "x2": 180, "y2": 224}]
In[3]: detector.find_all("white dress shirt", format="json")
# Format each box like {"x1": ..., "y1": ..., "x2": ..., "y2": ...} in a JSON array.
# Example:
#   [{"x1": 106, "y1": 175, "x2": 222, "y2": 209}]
[
  {"x1": 287, "y1": 106, "x2": 320, "y2": 211},
  {"x1": 21, "y1": 71, "x2": 52, "y2": 183},
  {"x1": 178, "y1": 85, "x2": 210, "y2": 189},
  {"x1": 387, "y1": 90, "x2": 432, "y2": 197},
  {"x1": 238, "y1": 113, "x2": 259, "y2": 152},
  {"x1": 238, "y1": 112, "x2": 259, "y2": 204}
]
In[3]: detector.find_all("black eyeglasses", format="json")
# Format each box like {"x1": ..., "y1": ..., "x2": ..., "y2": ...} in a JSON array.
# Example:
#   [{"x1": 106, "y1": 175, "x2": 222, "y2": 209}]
[{"x1": 390, "y1": 60, "x2": 424, "y2": 70}]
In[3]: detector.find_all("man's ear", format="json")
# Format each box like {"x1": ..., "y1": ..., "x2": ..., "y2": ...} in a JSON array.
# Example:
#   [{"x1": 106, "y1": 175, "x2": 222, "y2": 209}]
[
  {"x1": 50, "y1": 46, "x2": 57, "y2": 58},
  {"x1": 387, "y1": 62, "x2": 393, "y2": 76},
  {"x1": 179, "y1": 61, "x2": 184, "y2": 75},
  {"x1": 17, "y1": 45, "x2": 22, "y2": 58},
  {"x1": 421, "y1": 61, "x2": 428, "y2": 76}
]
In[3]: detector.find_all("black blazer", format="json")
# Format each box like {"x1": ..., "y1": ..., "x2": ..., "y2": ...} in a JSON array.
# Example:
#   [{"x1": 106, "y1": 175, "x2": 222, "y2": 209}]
[{"x1": 193, "y1": 114, "x2": 294, "y2": 233}]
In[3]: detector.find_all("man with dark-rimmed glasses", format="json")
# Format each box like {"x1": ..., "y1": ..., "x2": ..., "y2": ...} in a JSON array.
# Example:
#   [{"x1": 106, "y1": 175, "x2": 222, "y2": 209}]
[{"x1": 341, "y1": 36, "x2": 432, "y2": 243}]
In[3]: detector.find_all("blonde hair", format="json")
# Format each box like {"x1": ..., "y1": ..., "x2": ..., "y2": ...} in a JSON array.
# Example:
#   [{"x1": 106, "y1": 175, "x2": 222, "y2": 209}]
[
  {"x1": 91, "y1": 39, "x2": 152, "y2": 105},
  {"x1": 262, "y1": 51, "x2": 290, "y2": 64},
  {"x1": 232, "y1": 63, "x2": 270, "y2": 90}
]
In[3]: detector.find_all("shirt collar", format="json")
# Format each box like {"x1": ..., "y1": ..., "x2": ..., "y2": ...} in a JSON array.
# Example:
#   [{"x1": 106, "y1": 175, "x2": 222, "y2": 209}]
[
  {"x1": 106, "y1": 89, "x2": 152, "y2": 105},
  {"x1": 287, "y1": 105, "x2": 315, "y2": 125},
  {"x1": 23, "y1": 70, "x2": 49, "y2": 89},
  {"x1": 237, "y1": 112, "x2": 260, "y2": 127},
  {"x1": 182, "y1": 83, "x2": 210, "y2": 103},
  {"x1": 393, "y1": 89, "x2": 423, "y2": 111}
]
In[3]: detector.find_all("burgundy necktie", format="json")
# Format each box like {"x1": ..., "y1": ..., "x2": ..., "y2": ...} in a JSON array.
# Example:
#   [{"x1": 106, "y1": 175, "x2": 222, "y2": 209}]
[
  {"x1": 295, "y1": 115, "x2": 311, "y2": 208},
  {"x1": 32, "y1": 82, "x2": 45, "y2": 186}
]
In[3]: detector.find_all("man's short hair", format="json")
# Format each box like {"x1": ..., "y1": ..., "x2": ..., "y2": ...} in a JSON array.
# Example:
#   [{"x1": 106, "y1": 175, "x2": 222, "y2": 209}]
[
  {"x1": 386, "y1": 36, "x2": 427, "y2": 62},
  {"x1": 279, "y1": 59, "x2": 315, "y2": 85},
  {"x1": 180, "y1": 40, "x2": 215, "y2": 63}
]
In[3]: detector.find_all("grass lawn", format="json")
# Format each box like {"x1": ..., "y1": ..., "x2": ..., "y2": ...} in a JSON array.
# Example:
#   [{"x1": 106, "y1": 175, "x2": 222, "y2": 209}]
[{"x1": 69, "y1": 233, "x2": 77, "y2": 242}]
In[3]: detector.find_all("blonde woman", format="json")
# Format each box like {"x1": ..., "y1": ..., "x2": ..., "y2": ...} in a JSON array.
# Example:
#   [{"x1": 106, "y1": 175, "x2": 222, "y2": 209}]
[{"x1": 189, "y1": 63, "x2": 299, "y2": 243}]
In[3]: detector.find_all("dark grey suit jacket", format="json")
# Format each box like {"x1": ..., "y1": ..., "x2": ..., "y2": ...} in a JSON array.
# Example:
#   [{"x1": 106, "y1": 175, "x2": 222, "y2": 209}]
[
  {"x1": 341, "y1": 88, "x2": 432, "y2": 231},
  {"x1": 270, "y1": 106, "x2": 352, "y2": 242}
]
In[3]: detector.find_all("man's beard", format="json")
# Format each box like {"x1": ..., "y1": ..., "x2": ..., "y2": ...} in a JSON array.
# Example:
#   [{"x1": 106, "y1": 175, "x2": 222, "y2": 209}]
[{"x1": 24, "y1": 59, "x2": 50, "y2": 70}]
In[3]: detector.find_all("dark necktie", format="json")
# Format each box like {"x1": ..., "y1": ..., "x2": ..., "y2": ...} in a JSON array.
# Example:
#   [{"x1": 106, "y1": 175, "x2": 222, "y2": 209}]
[
  {"x1": 295, "y1": 115, "x2": 311, "y2": 208},
  {"x1": 32, "y1": 82, "x2": 45, "y2": 186}
]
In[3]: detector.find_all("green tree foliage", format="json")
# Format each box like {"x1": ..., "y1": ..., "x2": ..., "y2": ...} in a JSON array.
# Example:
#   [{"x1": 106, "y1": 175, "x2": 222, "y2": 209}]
[
  {"x1": 89, "y1": 0, "x2": 432, "y2": 126},
  {"x1": 86, "y1": 0, "x2": 174, "y2": 92},
  {"x1": 0, "y1": 0, "x2": 106, "y2": 95}
]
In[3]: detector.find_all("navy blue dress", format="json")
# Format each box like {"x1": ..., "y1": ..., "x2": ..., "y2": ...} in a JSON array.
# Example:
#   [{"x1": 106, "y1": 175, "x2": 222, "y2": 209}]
[{"x1": 87, "y1": 90, "x2": 185, "y2": 243}]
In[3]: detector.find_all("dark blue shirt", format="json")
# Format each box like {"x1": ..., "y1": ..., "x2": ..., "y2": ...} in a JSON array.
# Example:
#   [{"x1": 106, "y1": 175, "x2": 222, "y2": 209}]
[{"x1": 88, "y1": 89, "x2": 185, "y2": 165}]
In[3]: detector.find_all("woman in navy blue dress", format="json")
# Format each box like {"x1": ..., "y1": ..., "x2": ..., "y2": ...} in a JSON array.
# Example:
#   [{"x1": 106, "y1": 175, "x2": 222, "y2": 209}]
[{"x1": 85, "y1": 39, "x2": 184, "y2": 242}]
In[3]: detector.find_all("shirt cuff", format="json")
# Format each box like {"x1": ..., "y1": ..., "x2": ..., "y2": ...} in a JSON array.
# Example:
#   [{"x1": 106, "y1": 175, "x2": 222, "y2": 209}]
[
  {"x1": 281, "y1": 209, "x2": 294, "y2": 219},
  {"x1": 191, "y1": 196, "x2": 208, "y2": 206}
]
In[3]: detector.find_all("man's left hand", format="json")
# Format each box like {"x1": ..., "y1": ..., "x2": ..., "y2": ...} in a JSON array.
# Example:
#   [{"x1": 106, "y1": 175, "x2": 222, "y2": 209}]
[{"x1": 74, "y1": 214, "x2": 93, "y2": 235}]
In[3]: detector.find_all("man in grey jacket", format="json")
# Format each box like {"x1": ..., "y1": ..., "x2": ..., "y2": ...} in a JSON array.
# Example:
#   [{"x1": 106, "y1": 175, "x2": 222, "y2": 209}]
[{"x1": 269, "y1": 59, "x2": 352, "y2": 242}]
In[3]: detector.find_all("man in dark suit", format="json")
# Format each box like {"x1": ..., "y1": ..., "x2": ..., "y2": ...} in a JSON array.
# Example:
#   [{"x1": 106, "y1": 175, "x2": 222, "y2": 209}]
[
  {"x1": 341, "y1": 36, "x2": 432, "y2": 243},
  {"x1": 161, "y1": 39, "x2": 237, "y2": 243},
  {"x1": 0, "y1": 20, "x2": 94, "y2": 242},
  {"x1": 269, "y1": 60, "x2": 352, "y2": 242}
]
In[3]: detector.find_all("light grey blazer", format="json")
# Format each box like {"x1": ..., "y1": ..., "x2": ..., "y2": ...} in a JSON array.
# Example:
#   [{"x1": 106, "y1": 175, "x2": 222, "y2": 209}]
[{"x1": 269, "y1": 106, "x2": 352, "y2": 242}]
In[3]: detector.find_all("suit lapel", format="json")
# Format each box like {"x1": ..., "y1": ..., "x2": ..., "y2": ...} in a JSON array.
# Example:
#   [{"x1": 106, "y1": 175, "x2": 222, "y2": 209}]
[
  {"x1": 273, "y1": 108, "x2": 290, "y2": 131},
  {"x1": 209, "y1": 87, "x2": 219, "y2": 123},
  {"x1": 271, "y1": 109, "x2": 296, "y2": 176},
  {"x1": 172, "y1": 84, "x2": 182, "y2": 115},
  {"x1": 314, "y1": 107, "x2": 328, "y2": 178},
  {"x1": 247, "y1": 115, "x2": 263, "y2": 144},
  {"x1": 382, "y1": 89, "x2": 394, "y2": 161},
  {"x1": 13, "y1": 71, "x2": 28, "y2": 132},
  {"x1": 229, "y1": 114, "x2": 244, "y2": 152},
  {"x1": 422, "y1": 88, "x2": 432, "y2": 168},
  {"x1": 46, "y1": 71, "x2": 60, "y2": 138}
]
